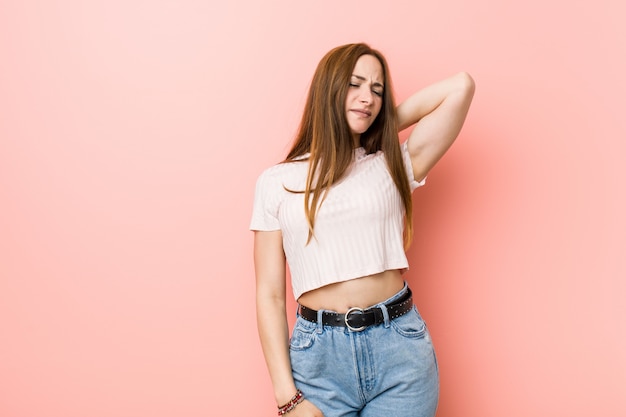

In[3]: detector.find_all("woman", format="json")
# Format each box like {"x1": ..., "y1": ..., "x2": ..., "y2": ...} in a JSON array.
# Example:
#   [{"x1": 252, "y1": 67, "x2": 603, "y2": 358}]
[{"x1": 250, "y1": 43, "x2": 474, "y2": 417}]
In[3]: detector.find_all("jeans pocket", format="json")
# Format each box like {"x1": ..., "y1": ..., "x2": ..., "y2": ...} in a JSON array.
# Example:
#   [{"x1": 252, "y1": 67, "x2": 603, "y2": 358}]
[
  {"x1": 289, "y1": 320, "x2": 317, "y2": 351},
  {"x1": 390, "y1": 306, "x2": 427, "y2": 338}
]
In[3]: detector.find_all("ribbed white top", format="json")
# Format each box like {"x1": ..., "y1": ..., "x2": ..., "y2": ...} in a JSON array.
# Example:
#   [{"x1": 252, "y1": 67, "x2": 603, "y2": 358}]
[{"x1": 250, "y1": 141, "x2": 424, "y2": 300}]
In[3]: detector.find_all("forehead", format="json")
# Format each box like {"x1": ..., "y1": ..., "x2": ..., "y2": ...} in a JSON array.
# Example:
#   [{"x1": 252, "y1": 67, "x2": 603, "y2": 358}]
[{"x1": 352, "y1": 54, "x2": 384, "y2": 84}]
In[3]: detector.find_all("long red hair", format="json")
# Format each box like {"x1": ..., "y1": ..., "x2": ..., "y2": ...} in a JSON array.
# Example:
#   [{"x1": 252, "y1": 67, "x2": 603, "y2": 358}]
[{"x1": 285, "y1": 43, "x2": 414, "y2": 248}]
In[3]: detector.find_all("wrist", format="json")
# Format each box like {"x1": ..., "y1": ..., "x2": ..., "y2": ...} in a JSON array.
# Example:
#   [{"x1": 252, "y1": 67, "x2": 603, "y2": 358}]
[
  {"x1": 275, "y1": 385, "x2": 298, "y2": 405},
  {"x1": 277, "y1": 389, "x2": 304, "y2": 416}
]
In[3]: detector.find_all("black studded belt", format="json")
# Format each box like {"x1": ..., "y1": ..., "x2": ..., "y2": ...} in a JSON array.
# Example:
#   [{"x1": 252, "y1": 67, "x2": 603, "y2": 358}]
[{"x1": 298, "y1": 288, "x2": 413, "y2": 331}]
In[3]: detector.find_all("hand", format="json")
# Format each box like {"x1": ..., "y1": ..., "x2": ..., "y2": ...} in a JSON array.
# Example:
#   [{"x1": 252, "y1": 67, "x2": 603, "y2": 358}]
[{"x1": 288, "y1": 399, "x2": 324, "y2": 417}]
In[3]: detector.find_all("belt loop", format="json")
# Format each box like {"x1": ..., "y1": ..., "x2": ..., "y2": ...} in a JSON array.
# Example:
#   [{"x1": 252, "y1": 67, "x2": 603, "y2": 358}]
[
  {"x1": 380, "y1": 303, "x2": 391, "y2": 328},
  {"x1": 316, "y1": 309, "x2": 324, "y2": 334}
]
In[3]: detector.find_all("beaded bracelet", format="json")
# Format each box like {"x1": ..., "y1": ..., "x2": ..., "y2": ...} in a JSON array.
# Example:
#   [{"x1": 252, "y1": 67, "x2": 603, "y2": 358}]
[{"x1": 277, "y1": 389, "x2": 304, "y2": 416}]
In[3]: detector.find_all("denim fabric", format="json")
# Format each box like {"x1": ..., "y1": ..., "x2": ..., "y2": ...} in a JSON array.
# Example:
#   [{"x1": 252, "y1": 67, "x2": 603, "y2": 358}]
[{"x1": 290, "y1": 285, "x2": 439, "y2": 417}]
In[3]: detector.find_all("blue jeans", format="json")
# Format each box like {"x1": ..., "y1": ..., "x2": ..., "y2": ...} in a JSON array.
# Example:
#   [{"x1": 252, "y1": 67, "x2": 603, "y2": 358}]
[{"x1": 290, "y1": 284, "x2": 439, "y2": 417}]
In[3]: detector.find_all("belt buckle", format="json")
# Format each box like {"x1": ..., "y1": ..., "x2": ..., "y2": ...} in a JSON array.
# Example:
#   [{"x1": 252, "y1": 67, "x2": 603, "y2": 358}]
[{"x1": 344, "y1": 307, "x2": 366, "y2": 332}]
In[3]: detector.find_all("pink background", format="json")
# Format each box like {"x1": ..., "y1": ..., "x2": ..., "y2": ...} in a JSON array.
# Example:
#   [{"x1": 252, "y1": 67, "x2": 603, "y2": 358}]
[{"x1": 1, "y1": 1, "x2": 624, "y2": 416}]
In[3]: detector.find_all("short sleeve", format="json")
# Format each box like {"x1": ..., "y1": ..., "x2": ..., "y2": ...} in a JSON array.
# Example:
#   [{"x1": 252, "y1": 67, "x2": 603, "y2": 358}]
[
  {"x1": 400, "y1": 141, "x2": 426, "y2": 192},
  {"x1": 249, "y1": 169, "x2": 281, "y2": 231}
]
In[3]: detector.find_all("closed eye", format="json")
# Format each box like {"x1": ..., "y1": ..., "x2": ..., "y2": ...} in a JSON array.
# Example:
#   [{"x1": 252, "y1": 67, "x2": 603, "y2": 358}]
[{"x1": 350, "y1": 79, "x2": 383, "y2": 97}]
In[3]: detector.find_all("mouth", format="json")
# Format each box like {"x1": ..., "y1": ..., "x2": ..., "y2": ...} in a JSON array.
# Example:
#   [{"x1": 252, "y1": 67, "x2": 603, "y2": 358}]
[{"x1": 350, "y1": 109, "x2": 372, "y2": 117}]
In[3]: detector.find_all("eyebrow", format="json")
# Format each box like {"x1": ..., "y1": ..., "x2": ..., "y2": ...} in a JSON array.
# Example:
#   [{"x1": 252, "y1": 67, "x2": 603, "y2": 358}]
[{"x1": 351, "y1": 74, "x2": 384, "y2": 89}]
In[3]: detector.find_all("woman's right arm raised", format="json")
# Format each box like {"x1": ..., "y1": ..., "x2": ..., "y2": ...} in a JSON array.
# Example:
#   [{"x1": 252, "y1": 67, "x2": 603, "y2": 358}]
[{"x1": 254, "y1": 230, "x2": 324, "y2": 416}]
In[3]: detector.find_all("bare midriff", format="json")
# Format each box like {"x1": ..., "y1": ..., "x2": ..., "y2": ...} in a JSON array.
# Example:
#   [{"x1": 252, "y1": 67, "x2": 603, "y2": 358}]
[{"x1": 296, "y1": 269, "x2": 405, "y2": 314}]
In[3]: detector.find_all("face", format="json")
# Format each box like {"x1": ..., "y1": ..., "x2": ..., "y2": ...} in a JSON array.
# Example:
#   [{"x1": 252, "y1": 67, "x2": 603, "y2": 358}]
[{"x1": 344, "y1": 54, "x2": 384, "y2": 144}]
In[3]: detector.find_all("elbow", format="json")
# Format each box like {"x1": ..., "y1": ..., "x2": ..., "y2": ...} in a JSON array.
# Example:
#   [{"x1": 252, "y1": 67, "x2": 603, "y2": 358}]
[{"x1": 455, "y1": 71, "x2": 475, "y2": 96}]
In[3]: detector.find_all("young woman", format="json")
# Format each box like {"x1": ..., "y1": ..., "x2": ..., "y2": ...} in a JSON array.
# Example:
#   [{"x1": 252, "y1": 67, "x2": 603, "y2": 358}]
[{"x1": 250, "y1": 43, "x2": 474, "y2": 417}]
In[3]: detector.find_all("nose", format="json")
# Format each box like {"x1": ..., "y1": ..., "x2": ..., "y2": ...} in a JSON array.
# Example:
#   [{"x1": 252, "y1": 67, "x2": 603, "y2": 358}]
[{"x1": 359, "y1": 87, "x2": 373, "y2": 104}]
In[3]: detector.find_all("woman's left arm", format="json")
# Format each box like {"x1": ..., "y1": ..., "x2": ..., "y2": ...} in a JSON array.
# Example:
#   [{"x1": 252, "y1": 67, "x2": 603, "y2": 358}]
[{"x1": 396, "y1": 72, "x2": 475, "y2": 182}]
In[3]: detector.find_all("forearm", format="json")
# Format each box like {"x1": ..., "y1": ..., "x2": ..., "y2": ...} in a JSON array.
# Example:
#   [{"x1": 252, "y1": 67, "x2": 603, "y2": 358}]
[
  {"x1": 397, "y1": 72, "x2": 475, "y2": 131},
  {"x1": 257, "y1": 290, "x2": 298, "y2": 405}
]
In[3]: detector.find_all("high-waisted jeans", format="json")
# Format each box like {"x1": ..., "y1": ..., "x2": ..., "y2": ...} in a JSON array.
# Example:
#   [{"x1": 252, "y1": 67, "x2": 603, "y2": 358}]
[{"x1": 290, "y1": 284, "x2": 439, "y2": 417}]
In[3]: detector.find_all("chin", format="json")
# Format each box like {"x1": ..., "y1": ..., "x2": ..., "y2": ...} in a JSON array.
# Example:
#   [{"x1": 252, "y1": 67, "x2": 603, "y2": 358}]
[{"x1": 350, "y1": 125, "x2": 370, "y2": 135}]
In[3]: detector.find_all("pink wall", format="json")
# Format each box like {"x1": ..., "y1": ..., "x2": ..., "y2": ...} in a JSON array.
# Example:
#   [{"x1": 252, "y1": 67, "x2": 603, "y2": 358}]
[{"x1": 1, "y1": 1, "x2": 624, "y2": 416}]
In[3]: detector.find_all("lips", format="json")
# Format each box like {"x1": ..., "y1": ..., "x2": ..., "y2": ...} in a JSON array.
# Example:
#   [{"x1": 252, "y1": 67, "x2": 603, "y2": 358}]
[{"x1": 350, "y1": 109, "x2": 372, "y2": 117}]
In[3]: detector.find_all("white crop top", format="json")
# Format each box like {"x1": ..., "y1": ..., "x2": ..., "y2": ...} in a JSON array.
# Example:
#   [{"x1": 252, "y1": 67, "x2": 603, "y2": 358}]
[{"x1": 250, "y1": 141, "x2": 425, "y2": 300}]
